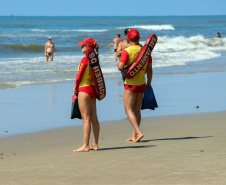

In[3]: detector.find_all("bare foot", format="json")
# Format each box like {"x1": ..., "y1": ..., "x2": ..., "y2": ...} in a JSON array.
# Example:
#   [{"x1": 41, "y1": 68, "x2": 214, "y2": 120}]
[
  {"x1": 127, "y1": 136, "x2": 135, "y2": 142},
  {"x1": 73, "y1": 145, "x2": 90, "y2": 152},
  {"x1": 134, "y1": 134, "x2": 144, "y2": 142},
  {"x1": 89, "y1": 143, "x2": 99, "y2": 151},
  {"x1": 135, "y1": 138, "x2": 141, "y2": 142}
]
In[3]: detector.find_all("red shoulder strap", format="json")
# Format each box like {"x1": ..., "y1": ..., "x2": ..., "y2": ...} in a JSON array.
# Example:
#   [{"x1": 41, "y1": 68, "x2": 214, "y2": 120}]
[{"x1": 75, "y1": 57, "x2": 87, "y2": 91}]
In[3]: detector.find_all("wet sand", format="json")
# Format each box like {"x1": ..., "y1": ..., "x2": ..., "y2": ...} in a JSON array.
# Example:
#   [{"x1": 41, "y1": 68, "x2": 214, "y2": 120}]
[
  {"x1": 1, "y1": 111, "x2": 226, "y2": 185},
  {"x1": 1, "y1": 71, "x2": 226, "y2": 137}
]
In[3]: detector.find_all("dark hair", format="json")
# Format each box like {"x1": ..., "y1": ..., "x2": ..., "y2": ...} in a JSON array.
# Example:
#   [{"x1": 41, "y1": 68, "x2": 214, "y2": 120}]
[
  {"x1": 124, "y1": 28, "x2": 131, "y2": 35},
  {"x1": 116, "y1": 33, "x2": 121, "y2": 37}
]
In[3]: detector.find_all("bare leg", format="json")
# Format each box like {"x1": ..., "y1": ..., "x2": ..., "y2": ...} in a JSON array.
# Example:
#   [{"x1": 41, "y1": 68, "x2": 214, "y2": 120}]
[
  {"x1": 124, "y1": 90, "x2": 144, "y2": 142},
  {"x1": 50, "y1": 54, "x2": 53, "y2": 61},
  {"x1": 124, "y1": 91, "x2": 137, "y2": 142},
  {"x1": 133, "y1": 93, "x2": 144, "y2": 142},
  {"x1": 114, "y1": 52, "x2": 117, "y2": 62},
  {"x1": 127, "y1": 93, "x2": 143, "y2": 141},
  {"x1": 46, "y1": 55, "x2": 49, "y2": 62},
  {"x1": 73, "y1": 92, "x2": 91, "y2": 152},
  {"x1": 89, "y1": 98, "x2": 100, "y2": 150}
]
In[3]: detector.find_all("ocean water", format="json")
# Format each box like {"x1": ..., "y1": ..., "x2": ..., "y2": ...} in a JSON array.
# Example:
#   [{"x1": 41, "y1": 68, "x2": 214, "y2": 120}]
[{"x1": 0, "y1": 16, "x2": 226, "y2": 89}]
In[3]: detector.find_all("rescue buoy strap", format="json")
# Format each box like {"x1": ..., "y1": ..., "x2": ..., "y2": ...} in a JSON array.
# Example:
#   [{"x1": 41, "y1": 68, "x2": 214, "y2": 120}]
[
  {"x1": 144, "y1": 45, "x2": 153, "y2": 51},
  {"x1": 89, "y1": 61, "x2": 99, "y2": 68}
]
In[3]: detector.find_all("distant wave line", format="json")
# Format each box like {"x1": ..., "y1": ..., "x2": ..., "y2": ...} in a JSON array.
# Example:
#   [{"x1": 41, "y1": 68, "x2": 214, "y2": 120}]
[
  {"x1": 1, "y1": 44, "x2": 44, "y2": 52},
  {"x1": 117, "y1": 24, "x2": 175, "y2": 31},
  {"x1": 31, "y1": 29, "x2": 108, "y2": 32}
]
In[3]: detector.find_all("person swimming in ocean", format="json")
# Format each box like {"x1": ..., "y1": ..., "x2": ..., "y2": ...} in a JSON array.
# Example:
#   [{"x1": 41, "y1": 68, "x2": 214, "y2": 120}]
[
  {"x1": 45, "y1": 37, "x2": 56, "y2": 62},
  {"x1": 216, "y1": 32, "x2": 221, "y2": 38}
]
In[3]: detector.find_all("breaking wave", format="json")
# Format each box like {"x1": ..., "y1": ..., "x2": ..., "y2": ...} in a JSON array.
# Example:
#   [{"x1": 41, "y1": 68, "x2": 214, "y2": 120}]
[
  {"x1": 31, "y1": 29, "x2": 108, "y2": 32},
  {"x1": 118, "y1": 24, "x2": 175, "y2": 31}
]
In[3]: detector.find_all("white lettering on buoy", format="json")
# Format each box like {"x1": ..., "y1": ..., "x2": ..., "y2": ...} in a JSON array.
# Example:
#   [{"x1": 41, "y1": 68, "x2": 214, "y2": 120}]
[
  {"x1": 100, "y1": 94, "x2": 105, "y2": 99},
  {"x1": 129, "y1": 47, "x2": 151, "y2": 77},
  {"x1": 88, "y1": 49, "x2": 106, "y2": 100},
  {"x1": 91, "y1": 57, "x2": 97, "y2": 63},
  {"x1": 89, "y1": 52, "x2": 95, "y2": 61},
  {"x1": 95, "y1": 71, "x2": 101, "y2": 78},
  {"x1": 92, "y1": 65, "x2": 105, "y2": 97},
  {"x1": 97, "y1": 76, "x2": 103, "y2": 83},
  {"x1": 149, "y1": 36, "x2": 156, "y2": 49},
  {"x1": 127, "y1": 35, "x2": 157, "y2": 79},
  {"x1": 130, "y1": 71, "x2": 136, "y2": 76}
]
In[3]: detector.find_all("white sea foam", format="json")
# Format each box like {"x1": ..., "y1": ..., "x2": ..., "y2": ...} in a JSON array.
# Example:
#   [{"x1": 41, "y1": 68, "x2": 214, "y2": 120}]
[
  {"x1": 140, "y1": 35, "x2": 226, "y2": 68},
  {"x1": 118, "y1": 24, "x2": 175, "y2": 31},
  {"x1": 31, "y1": 29, "x2": 46, "y2": 32},
  {"x1": 1, "y1": 35, "x2": 226, "y2": 89},
  {"x1": 31, "y1": 29, "x2": 108, "y2": 32},
  {"x1": 70, "y1": 29, "x2": 108, "y2": 32},
  {"x1": 132, "y1": 25, "x2": 175, "y2": 30}
]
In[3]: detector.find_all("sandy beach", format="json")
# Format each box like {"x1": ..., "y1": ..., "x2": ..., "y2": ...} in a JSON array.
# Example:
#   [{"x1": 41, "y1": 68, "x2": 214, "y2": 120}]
[
  {"x1": 0, "y1": 111, "x2": 226, "y2": 185},
  {"x1": 1, "y1": 71, "x2": 226, "y2": 184}
]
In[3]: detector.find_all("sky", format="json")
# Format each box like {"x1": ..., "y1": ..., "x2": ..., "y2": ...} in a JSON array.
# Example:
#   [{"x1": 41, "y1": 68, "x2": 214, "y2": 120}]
[{"x1": 0, "y1": 0, "x2": 225, "y2": 16}]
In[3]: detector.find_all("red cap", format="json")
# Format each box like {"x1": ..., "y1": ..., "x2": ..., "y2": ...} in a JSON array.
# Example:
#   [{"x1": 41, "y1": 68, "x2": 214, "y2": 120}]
[
  {"x1": 78, "y1": 38, "x2": 98, "y2": 49},
  {"x1": 127, "y1": 29, "x2": 140, "y2": 40}
]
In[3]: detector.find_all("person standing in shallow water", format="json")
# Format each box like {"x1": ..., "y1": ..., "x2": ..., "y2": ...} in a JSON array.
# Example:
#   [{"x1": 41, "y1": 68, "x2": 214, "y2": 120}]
[
  {"x1": 117, "y1": 28, "x2": 132, "y2": 82},
  {"x1": 112, "y1": 33, "x2": 123, "y2": 62},
  {"x1": 117, "y1": 28, "x2": 131, "y2": 58},
  {"x1": 45, "y1": 37, "x2": 56, "y2": 62},
  {"x1": 118, "y1": 29, "x2": 153, "y2": 142},
  {"x1": 73, "y1": 38, "x2": 100, "y2": 152}
]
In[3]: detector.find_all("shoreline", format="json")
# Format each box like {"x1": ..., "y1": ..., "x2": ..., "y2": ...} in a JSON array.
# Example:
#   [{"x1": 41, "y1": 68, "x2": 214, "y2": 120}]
[
  {"x1": 1, "y1": 71, "x2": 226, "y2": 137},
  {"x1": 1, "y1": 111, "x2": 226, "y2": 184},
  {"x1": 1, "y1": 48, "x2": 226, "y2": 91},
  {"x1": 2, "y1": 55, "x2": 226, "y2": 92},
  {"x1": 1, "y1": 110, "x2": 225, "y2": 140}
]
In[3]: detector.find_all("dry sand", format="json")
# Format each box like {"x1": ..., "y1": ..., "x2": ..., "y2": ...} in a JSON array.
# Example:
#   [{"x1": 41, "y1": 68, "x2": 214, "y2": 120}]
[{"x1": 1, "y1": 112, "x2": 226, "y2": 185}]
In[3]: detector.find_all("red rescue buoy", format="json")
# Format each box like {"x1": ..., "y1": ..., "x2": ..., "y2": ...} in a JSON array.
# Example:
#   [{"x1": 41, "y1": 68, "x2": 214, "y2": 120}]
[
  {"x1": 86, "y1": 47, "x2": 106, "y2": 101},
  {"x1": 125, "y1": 34, "x2": 157, "y2": 79}
]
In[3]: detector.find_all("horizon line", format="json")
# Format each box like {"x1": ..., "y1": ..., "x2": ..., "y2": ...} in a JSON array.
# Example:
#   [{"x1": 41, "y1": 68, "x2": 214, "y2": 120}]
[{"x1": 1, "y1": 14, "x2": 226, "y2": 17}]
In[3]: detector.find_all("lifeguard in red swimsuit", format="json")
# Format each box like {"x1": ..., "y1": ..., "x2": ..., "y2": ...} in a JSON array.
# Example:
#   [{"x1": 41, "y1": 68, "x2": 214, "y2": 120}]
[
  {"x1": 118, "y1": 29, "x2": 153, "y2": 142},
  {"x1": 73, "y1": 38, "x2": 100, "y2": 152}
]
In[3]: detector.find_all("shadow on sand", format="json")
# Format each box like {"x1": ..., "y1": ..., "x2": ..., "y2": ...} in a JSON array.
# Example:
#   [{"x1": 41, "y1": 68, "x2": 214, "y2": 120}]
[
  {"x1": 99, "y1": 136, "x2": 212, "y2": 151},
  {"x1": 141, "y1": 136, "x2": 213, "y2": 143},
  {"x1": 99, "y1": 145, "x2": 156, "y2": 151}
]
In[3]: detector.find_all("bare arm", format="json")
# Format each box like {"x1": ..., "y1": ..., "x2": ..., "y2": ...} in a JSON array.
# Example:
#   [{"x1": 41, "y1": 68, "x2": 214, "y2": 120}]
[
  {"x1": 117, "y1": 62, "x2": 126, "y2": 71},
  {"x1": 96, "y1": 44, "x2": 99, "y2": 52},
  {"x1": 146, "y1": 63, "x2": 153, "y2": 87},
  {"x1": 45, "y1": 43, "x2": 47, "y2": 55},
  {"x1": 53, "y1": 43, "x2": 56, "y2": 54},
  {"x1": 96, "y1": 44, "x2": 99, "y2": 56},
  {"x1": 118, "y1": 50, "x2": 128, "y2": 71},
  {"x1": 116, "y1": 42, "x2": 123, "y2": 57}
]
